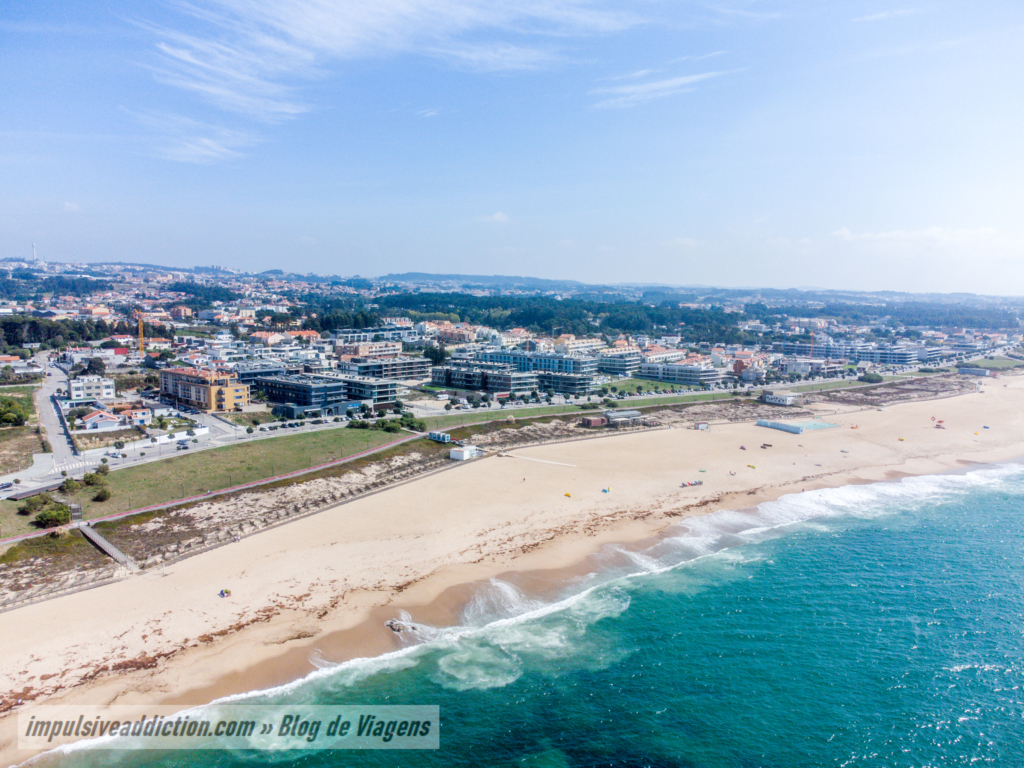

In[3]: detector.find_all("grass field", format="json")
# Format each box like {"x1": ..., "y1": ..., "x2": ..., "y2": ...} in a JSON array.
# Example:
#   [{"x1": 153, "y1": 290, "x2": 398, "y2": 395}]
[
  {"x1": 0, "y1": 386, "x2": 39, "y2": 417},
  {"x1": 971, "y1": 357, "x2": 1024, "y2": 370},
  {"x1": 611, "y1": 390, "x2": 738, "y2": 407},
  {"x1": 223, "y1": 412, "x2": 273, "y2": 427},
  {"x1": 0, "y1": 528, "x2": 100, "y2": 566},
  {"x1": 422, "y1": 391, "x2": 738, "y2": 431},
  {"x1": 0, "y1": 385, "x2": 43, "y2": 477},
  {"x1": 59, "y1": 428, "x2": 399, "y2": 519}
]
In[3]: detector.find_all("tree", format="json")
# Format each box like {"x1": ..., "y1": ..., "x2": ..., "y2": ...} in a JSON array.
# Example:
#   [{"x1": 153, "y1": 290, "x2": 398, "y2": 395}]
[
  {"x1": 444, "y1": 402, "x2": 453, "y2": 411},
  {"x1": 246, "y1": 426, "x2": 254, "y2": 436},
  {"x1": 93, "y1": 487, "x2": 111, "y2": 502},
  {"x1": 84, "y1": 358, "x2": 106, "y2": 376},
  {"x1": 423, "y1": 344, "x2": 448, "y2": 366},
  {"x1": 18, "y1": 493, "x2": 53, "y2": 515},
  {"x1": 35, "y1": 506, "x2": 71, "y2": 528}
]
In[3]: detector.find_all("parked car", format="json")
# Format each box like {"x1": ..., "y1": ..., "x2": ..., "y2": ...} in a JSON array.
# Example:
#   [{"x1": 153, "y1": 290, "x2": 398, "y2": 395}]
[{"x1": 0, "y1": 481, "x2": 14, "y2": 490}]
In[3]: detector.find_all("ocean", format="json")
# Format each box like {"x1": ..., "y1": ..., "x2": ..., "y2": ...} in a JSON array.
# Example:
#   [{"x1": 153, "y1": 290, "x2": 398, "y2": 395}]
[{"x1": 36, "y1": 464, "x2": 1024, "y2": 767}]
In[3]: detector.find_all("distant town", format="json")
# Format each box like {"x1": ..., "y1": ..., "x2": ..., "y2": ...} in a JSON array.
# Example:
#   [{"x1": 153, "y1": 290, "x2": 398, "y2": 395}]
[{"x1": 0, "y1": 253, "x2": 1019, "y2": 505}]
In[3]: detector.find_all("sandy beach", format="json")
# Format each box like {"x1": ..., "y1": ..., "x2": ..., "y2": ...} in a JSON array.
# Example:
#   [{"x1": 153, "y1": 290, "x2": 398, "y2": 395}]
[{"x1": 2, "y1": 375, "x2": 1022, "y2": 765}]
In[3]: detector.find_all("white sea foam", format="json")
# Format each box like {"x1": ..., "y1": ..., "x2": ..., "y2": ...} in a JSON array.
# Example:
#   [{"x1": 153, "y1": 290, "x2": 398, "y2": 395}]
[{"x1": 197, "y1": 464, "x2": 1024, "y2": 702}]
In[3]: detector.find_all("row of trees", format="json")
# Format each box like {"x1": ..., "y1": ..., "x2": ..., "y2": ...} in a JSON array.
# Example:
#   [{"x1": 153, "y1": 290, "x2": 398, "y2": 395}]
[
  {"x1": 0, "y1": 275, "x2": 113, "y2": 300},
  {"x1": 167, "y1": 282, "x2": 239, "y2": 308},
  {"x1": 0, "y1": 316, "x2": 160, "y2": 350},
  {"x1": 376, "y1": 293, "x2": 752, "y2": 342}
]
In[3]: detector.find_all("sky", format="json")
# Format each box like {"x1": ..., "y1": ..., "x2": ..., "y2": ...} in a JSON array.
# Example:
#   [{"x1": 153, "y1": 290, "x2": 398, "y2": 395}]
[{"x1": 2, "y1": 1, "x2": 1022, "y2": 294}]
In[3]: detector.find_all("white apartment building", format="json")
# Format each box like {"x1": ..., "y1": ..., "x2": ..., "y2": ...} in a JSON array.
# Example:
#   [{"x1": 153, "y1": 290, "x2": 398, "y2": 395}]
[
  {"x1": 640, "y1": 362, "x2": 723, "y2": 386},
  {"x1": 69, "y1": 375, "x2": 116, "y2": 401}
]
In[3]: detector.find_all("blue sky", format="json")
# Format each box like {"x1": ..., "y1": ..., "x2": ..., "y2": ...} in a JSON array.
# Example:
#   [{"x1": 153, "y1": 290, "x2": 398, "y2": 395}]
[{"x1": 2, "y1": 1, "x2": 1022, "y2": 293}]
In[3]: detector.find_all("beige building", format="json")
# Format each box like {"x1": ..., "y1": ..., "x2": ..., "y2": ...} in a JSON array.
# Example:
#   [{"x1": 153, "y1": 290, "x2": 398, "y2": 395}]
[{"x1": 159, "y1": 367, "x2": 250, "y2": 412}]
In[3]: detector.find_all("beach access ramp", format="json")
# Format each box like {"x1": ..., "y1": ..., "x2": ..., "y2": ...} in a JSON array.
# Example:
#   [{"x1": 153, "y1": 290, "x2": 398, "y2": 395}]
[{"x1": 79, "y1": 523, "x2": 139, "y2": 573}]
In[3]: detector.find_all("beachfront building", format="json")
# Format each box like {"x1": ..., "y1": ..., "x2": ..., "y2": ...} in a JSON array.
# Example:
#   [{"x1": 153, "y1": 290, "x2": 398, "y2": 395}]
[
  {"x1": 639, "y1": 362, "x2": 723, "y2": 387},
  {"x1": 760, "y1": 391, "x2": 801, "y2": 406},
  {"x1": 430, "y1": 360, "x2": 538, "y2": 397},
  {"x1": 226, "y1": 361, "x2": 294, "y2": 385},
  {"x1": 598, "y1": 349, "x2": 643, "y2": 376},
  {"x1": 255, "y1": 373, "x2": 399, "y2": 417},
  {"x1": 159, "y1": 367, "x2": 250, "y2": 412},
  {"x1": 536, "y1": 371, "x2": 597, "y2": 396},
  {"x1": 779, "y1": 358, "x2": 846, "y2": 377},
  {"x1": 68, "y1": 375, "x2": 116, "y2": 402},
  {"x1": 335, "y1": 356, "x2": 432, "y2": 380},
  {"x1": 473, "y1": 350, "x2": 598, "y2": 394},
  {"x1": 774, "y1": 340, "x2": 948, "y2": 365}
]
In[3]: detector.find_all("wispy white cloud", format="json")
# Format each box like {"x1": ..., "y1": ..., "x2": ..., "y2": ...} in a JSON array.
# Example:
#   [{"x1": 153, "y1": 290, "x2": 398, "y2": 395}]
[
  {"x1": 142, "y1": 1, "x2": 639, "y2": 119},
  {"x1": 477, "y1": 212, "x2": 509, "y2": 223},
  {"x1": 63, "y1": 202, "x2": 81, "y2": 213},
  {"x1": 426, "y1": 41, "x2": 558, "y2": 71},
  {"x1": 134, "y1": 111, "x2": 259, "y2": 163},
  {"x1": 135, "y1": 0, "x2": 642, "y2": 161},
  {"x1": 600, "y1": 52, "x2": 726, "y2": 83},
  {"x1": 417, "y1": 108, "x2": 440, "y2": 118},
  {"x1": 610, "y1": 68, "x2": 657, "y2": 81},
  {"x1": 854, "y1": 8, "x2": 922, "y2": 22},
  {"x1": 591, "y1": 71, "x2": 726, "y2": 108}
]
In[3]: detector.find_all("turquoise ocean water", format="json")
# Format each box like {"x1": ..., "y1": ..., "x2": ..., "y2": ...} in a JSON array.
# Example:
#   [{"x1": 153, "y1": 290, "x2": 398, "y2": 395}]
[{"x1": 36, "y1": 464, "x2": 1024, "y2": 767}]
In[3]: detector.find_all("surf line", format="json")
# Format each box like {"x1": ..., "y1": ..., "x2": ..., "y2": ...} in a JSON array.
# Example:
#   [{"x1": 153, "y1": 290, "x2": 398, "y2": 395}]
[{"x1": 501, "y1": 454, "x2": 576, "y2": 468}]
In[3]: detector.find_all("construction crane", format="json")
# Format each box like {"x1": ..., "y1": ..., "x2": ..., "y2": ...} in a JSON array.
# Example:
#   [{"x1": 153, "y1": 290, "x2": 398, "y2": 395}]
[{"x1": 134, "y1": 310, "x2": 144, "y2": 353}]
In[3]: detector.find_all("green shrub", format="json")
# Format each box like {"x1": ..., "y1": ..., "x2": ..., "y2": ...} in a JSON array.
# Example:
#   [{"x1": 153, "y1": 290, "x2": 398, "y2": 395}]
[
  {"x1": 18, "y1": 493, "x2": 53, "y2": 516},
  {"x1": 93, "y1": 487, "x2": 111, "y2": 502},
  {"x1": 35, "y1": 506, "x2": 71, "y2": 528}
]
